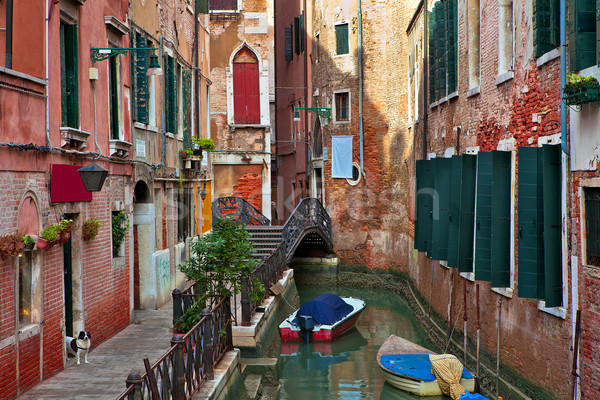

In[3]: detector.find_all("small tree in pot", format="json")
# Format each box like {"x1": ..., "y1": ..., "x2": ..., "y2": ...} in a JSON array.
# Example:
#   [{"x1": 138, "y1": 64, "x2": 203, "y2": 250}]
[{"x1": 177, "y1": 216, "x2": 264, "y2": 332}]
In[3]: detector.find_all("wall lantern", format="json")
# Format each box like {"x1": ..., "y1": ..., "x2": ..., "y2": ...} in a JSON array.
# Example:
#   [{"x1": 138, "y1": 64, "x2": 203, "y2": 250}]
[
  {"x1": 200, "y1": 172, "x2": 208, "y2": 201},
  {"x1": 293, "y1": 107, "x2": 331, "y2": 125},
  {"x1": 78, "y1": 163, "x2": 109, "y2": 192},
  {"x1": 90, "y1": 47, "x2": 163, "y2": 75}
]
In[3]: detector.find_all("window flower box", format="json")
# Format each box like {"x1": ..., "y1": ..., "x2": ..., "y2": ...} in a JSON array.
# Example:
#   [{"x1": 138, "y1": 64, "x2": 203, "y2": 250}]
[{"x1": 562, "y1": 75, "x2": 599, "y2": 107}]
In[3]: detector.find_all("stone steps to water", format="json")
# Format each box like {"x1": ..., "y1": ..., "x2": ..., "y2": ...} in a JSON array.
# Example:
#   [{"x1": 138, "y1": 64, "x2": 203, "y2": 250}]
[
  {"x1": 241, "y1": 358, "x2": 280, "y2": 400},
  {"x1": 244, "y1": 374, "x2": 262, "y2": 400}
]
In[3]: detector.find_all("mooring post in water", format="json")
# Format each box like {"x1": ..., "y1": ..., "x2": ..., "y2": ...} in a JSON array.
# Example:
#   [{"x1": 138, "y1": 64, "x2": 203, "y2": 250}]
[
  {"x1": 496, "y1": 297, "x2": 502, "y2": 400},
  {"x1": 476, "y1": 284, "x2": 481, "y2": 379},
  {"x1": 570, "y1": 310, "x2": 581, "y2": 400},
  {"x1": 463, "y1": 279, "x2": 468, "y2": 366}
]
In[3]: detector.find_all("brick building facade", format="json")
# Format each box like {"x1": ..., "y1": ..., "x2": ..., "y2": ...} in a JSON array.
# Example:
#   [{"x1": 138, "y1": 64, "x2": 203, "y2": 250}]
[
  {"x1": 0, "y1": 0, "x2": 210, "y2": 397},
  {"x1": 209, "y1": 0, "x2": 273, "y2": 220}
]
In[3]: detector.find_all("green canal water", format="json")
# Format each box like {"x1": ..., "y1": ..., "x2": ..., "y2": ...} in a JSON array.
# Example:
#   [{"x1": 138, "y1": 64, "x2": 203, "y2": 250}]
[{"x1": 240, "y1": 271, "x2": 449, "y2": 400}]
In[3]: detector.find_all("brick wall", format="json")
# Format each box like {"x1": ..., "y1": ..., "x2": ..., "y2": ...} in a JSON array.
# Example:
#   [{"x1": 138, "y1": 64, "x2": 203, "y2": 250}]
[{"x1": 232, "y1": 173, "x2": 262, "y2": 211}]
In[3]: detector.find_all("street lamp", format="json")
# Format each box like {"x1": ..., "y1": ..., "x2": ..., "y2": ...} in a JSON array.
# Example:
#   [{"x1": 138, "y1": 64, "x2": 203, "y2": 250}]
[
  {"x1": 293, "y1": 107, "x2": 332, "y2": 125},
  {"x1": 78, "y1": 163, "x2": 109, "y2": 192},
  {"x1": 90, "y1": 47, "x2": 163, "y2": 75}
]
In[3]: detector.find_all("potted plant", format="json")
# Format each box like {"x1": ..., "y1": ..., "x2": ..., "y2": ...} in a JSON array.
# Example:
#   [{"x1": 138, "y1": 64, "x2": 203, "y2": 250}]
[
  {"x1": 23, "y1": 235, "x2": 36, "y2": 251},
  {"x1": 0, "y1": 233, "x2": 24, "y2": 257},
  {"x1": 37, "y1": 224, "x2": 58, "y2": 250},
  {"x1": 83, "y1": 218, "x2": 102, "y2": 240},
  {"x1": 57, "y1": 219, "x2": 73, "y2": 243},
  {"x1": 193, "y1": 137, "x2": 215, "y2": 152},
  {"x1": 563, "y1": 74, "x2": 600, "y2": 106},
  {"x1": 180, "y1": 149, "x2": 190, "y2": 159}
]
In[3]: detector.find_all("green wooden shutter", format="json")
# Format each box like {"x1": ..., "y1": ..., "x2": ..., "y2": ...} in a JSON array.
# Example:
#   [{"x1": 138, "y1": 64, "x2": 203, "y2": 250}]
[
  {"x1": 597, "y1": 0, "x2": 600, "y2": 67},
  {"x1": 165, "y1": 55, "x2": 177, "y2": 133},
  {"x1": 182, "y1": 70, "x2": 192, "y2": 147},
  {"x1": 447, "y1": 155, "x2": 463, "y2": 268},
  {"x1": 533, "y1": 0, "x2": 554, "y2": 57},
  {"x1": 135, "y1": 34, "x2": 149, "y2": 124},
  {"x1": 431, "y1": 157, "x2": 452, "y2": 260},
  {"x1": 428, "y1": 10, "x2": 436, "y2": 102},
  {"x1": 197, "y1": 0, "x2": 209, "y2": 14},
  {"x1": 568, "y1": 0, "x2": 596, "y2": 71},
  {"x1": 459, "y1": 155, "x2": 477, "y2": 272},
  {"x1": 517, "y1": 147, "x2": 545, "y2": 299},
  {"x1": 130, "y1": 30, "x2": 137, "y2": 122},
  {"x1": 445, "y1": 0, "x2": 457, "y2": 93},
  {"x1": 294, "y1": 17, "x2": 300, "y2": 55},
  {"x1": 109, "y1": 56, "x2": 120, "y2": 140},
  {"x1": 542, "y1": 144, "x2": 562, "y2": 306},
  {"x1": 300, "y1": 12, "x2": 305, "y2": 52},
  {"x1": 285, "y1": 26, "x2": 293, "y2": 61},
  {"x1": 434, "y1": 1, "x2": 446, "y2": 99},
  {"x1": 336, "y1": 24, "x2": 349, "y2": 55},
  {"x1": 416, "y1": 160, "x2": 434, "y2": 252},
  {"x1": 61, "y1": 23, "x2": 79, "y2": 128},
  {"x1": 60, "y1": 23, "x2": 68, "y2": 127},
  {"x1": 475, "y1": 152, "x2": 492, "y2": 281},
  {"x1": 491, "y1": 151, "x2": 512, "y2": 288}
]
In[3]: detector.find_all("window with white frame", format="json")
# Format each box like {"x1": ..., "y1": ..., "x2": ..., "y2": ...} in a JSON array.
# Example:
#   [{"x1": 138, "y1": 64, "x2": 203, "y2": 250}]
[
  {"x1": 334, "y1": 91, "x2": 350, "y2": 123},
  {"x1": 498, "y1": 0, "x2": 513, "y2": 76}
]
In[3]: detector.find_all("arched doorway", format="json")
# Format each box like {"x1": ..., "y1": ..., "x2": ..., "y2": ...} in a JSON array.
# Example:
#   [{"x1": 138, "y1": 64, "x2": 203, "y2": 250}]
[{"x1": 233, "y1": 47, "x2": 259, "y2": 124}]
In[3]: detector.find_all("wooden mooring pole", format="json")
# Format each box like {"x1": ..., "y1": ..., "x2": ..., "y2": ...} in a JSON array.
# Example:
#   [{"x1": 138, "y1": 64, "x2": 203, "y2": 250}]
[
  {"x1": 476, "y1": 284, "x2": 481, "y2": 379},
  {"x1": 496, "y1": 297, "x2": 502, "y2": 400}
]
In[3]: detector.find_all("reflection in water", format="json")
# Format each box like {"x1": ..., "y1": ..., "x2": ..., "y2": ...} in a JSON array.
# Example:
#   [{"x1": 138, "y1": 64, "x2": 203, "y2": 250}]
[{"x1": 274, "y1": 281, "x2": 441, "y2": 400}]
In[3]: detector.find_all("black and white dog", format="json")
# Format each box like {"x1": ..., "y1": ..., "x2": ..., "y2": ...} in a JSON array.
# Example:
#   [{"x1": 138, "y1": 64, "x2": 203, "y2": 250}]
[{"x1": 66, "y1": 331, "x2": 92, "y2": 365}]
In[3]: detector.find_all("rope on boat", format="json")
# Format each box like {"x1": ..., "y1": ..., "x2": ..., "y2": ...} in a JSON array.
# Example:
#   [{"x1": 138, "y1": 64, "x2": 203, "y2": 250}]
[{"x1": 429, "y1": 353, "x2": 466, "y2": 400}]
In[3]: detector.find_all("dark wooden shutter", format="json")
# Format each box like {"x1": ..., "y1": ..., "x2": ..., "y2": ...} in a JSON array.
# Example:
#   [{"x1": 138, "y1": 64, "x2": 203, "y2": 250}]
[
  {"x1": 198, "y1": 0, "x2": 209, "y2": 14},
  {"x1": 428, "y1": 10, "x2": 436, "y2": 102},
  {"x1": 459, "y1": 155, "x2": 477, "y2": 272},
  {"x1": 233, "y1": 63, "x2": 246, "y2": 124},
  {"x1": 533, "y1": 0, "x2": 551, "y2": 56},
  {"x1": 130, "y1": 29, "x2": 137, "y2": 122},
  {"x1": 165, "y1": 55, "x2": 177, "y2": 133},
  {"x1": 568, "y1": 0, "x2": 596, "y2": 71},
  {"x1": 109, "y1": 57, "x2": 119, "y2": 140},
  {"x1": 245, "y1": 63, "x2": 260, "y2": 124},
  {"x1": 517, "y1": 146, "x2": 545, "y2": 299},
  {"x1": 446, "y1": 0, "x2": 457, "y2": 93},
  {"x1": 336, "y1": 24, "x2": 349, "y2": 55},
  {"x1": 182, "y1": 70, "x2": 192, "y2": 147},
  {"x1": 542, "y1": 144, "x2": 562, "y2": 306},
  {"x1": 475, "y1": 152, "x2": 493, "y2": 281},
  {"x1": 491, "y1": 151, "x2": 512, "y2": 288},
  {"x1": 294, "y1": 17, "x2": 300, "y2": 55},
  {"x1": 431, "y1": 157, "x2": 452, "y2": 260},
  {"x1": 416, "y1": 160, "x2": 434, "y2": 252},
  {"x1": 209, "y1": 0, "x2": 237, "y2": 10},
  {"x1": 135, "y1": 34, "x2": 149, "y2": 124},
  {"x1": 285, "y1": 26, "x2": 293, "y2": 61},
  {"x1": 434, "y1": 1, "x2": 446, "y2": 99},
  {"x1": 61, "y1": 23, "x2": 79, "y2": 129},
  {"x1": 447, "y1": 155, "x2": 463, "y2": 268},
  {"x1": 300, "y1": 12, "x2": 305, "y2": 52}
]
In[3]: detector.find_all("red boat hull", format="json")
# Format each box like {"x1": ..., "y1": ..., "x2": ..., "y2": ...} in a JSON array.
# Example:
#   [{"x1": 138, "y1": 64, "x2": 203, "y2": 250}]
[{"x1": 279, "y1": 310, "x2": 363, "y2": 342}]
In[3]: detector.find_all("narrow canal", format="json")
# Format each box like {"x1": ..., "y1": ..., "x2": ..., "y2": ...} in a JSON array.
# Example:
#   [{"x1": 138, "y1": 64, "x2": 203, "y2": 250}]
[{"x1": 239, "y1": 267, "x2": 448, "y2": 400}]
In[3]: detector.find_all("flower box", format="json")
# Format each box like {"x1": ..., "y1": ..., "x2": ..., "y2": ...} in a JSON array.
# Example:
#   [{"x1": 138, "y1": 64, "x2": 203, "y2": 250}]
[{"x1": 562, "y1": 83, "x2": 600, "y2": 106}]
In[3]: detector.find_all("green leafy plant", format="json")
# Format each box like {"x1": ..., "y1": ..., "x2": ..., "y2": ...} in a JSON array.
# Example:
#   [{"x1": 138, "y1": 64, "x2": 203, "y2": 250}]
[
  {"x1": 23, "y1": 235, "x2": 35, "y2": 247},
  {"x1": 179, "y1": 216, "x2": 264, "y2": 311},
  {"x1": 39, "y1": 225, "x2": 58, "y2": 242},
  {"x1": 57, "y1": 219, "x2": 73, "y2": 232},
  {"x1": 192, "y1": 137, "x2": 215, "y2": 151},
  {"x1": 175, "y1": 301, "x2": 203, "y2": 333},
  {"x1": 112, "y1": 211, "x2": 130, "y2": 254},
  {"x1": 83, "y1": 218, "x2": 102, "y2": 240}
]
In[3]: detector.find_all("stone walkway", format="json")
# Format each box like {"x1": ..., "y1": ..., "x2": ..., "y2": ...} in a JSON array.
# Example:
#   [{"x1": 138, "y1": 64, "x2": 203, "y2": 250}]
[{"x1": 17, "y1": 302, "x2": 175, "y2": 400}]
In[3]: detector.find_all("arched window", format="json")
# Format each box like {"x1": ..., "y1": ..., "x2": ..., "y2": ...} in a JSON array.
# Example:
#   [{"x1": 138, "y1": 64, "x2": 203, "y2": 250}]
[{"x1": 233, "y1": 47, "x2": 259, "y2": 124}]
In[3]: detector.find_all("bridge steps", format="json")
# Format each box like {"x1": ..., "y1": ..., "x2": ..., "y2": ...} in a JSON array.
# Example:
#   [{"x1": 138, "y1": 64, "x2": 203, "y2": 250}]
[{"x1": 246, "y1": 225, "x2": 283, "y2": 260}]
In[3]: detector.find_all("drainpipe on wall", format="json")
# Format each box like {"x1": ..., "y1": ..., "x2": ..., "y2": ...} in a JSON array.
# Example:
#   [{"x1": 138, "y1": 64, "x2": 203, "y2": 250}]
[
  {"x1": 358, "y1": 0, "x2": 365, "y2": 177},
  {"x1": 5, "y1": 0, "x2": 13, "y2": 68},
  {"x1": 560, "y1": 0, "x2": 568, "y2": 155}
]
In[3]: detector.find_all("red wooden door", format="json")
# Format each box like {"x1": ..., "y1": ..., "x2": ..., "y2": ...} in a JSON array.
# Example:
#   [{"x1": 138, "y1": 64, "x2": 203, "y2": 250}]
[{"x1": 233, "y1": 63, "x2": 259, "y2": 124}]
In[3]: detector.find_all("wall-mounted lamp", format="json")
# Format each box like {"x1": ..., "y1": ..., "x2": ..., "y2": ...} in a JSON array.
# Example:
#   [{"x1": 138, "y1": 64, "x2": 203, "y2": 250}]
[
  {"x1": 293, "y1": 107, "x2": 332, "y2": 125},
  {"x1": 200, "y1": 170, "x2": 208, "y2": 200},
  {"x1": 90, "y1": 47, "x2": 163, "y2": 76},
  {"x1": 78, "y1": 163, "x2": 109, "y2": 192}
]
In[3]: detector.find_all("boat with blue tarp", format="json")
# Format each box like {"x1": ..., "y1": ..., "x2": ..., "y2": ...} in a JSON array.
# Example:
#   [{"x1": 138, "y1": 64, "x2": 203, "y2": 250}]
[{"x1": 279, "y1": 293, "x2": 366, "y2": 342}]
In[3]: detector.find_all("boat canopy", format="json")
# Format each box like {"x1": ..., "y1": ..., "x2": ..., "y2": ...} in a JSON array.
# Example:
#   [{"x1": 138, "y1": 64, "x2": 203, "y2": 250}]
[{"x1": 293, "y1": 294, "x2": 353, "y2": 325}]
